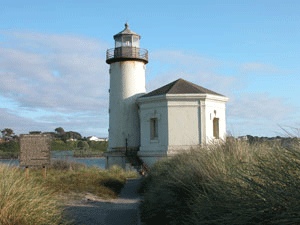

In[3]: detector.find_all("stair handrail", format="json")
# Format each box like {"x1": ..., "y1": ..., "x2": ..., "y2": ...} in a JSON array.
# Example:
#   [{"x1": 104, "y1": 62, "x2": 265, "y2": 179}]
[{"x1": 124, "y1": 148, "x2": 150, "y2": 174}]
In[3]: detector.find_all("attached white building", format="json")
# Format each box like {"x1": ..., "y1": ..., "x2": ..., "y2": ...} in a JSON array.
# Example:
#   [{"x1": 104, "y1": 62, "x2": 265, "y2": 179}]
[
  {"x1": 137, "y1": 78, "x2": 228, "y2": 166},
  {"x1": 105, "y1": 24, "x2": 229, "y2": 169}
]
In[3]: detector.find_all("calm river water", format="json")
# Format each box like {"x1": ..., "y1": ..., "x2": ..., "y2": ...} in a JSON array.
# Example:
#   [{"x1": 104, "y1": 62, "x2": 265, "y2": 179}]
[{"x1": 0, "y1": 151, "x2": 106, "y2": 169}]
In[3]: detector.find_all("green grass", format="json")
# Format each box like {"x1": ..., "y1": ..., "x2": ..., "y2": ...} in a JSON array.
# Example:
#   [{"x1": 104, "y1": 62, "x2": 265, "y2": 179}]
[
  {"x1": 50, "y1": 139, "x2": 77, "y2": 151},
  {"x1": 139, "y1": 138, "x2": 300, "y2": 225},
  {"x1": 0, "y1": 160, "x2": 138, "y2": 225},
  {"x1": 0, "y1": 151, "x2": 19, "y2": 159},
  {"x1": 31, "y1": 161, "x2": 139, "y2": 198},
  {"x1": 50, "y1": 139, "x2": 108, "y2": 152}
]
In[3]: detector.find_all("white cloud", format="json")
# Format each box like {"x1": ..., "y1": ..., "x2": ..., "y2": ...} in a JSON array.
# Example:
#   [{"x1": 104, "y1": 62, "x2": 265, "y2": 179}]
[
  {"x1": 228, "y1": 93, "x2": 294, "y2": 120},
  {"x1": 151, "y1": 50, "x2": 221, "y2": 69},
  {"x1": 0, "y1": 30, "x2": 110, "y2": 137},
  {"x1": 147, "y1": 49, "x2": 240, "y2": 96},
  {"x1": 0, "y1": 108, "x2": 49, "y2": 134},
  {"x1": 239, "y1": 62, "x2": 281, "y2": 74},
  {"x1": 0, "y1": 30, "x2": 109, "y2": 113},
  {"x1": 226, "y1": 93, "x2": 297, "y2": 137}
]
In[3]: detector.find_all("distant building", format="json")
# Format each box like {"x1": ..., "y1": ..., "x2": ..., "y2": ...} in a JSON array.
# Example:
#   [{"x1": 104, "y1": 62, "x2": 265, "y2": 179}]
[{"x1": 88, "y1": 136, "x2": 108, "y2": 142}]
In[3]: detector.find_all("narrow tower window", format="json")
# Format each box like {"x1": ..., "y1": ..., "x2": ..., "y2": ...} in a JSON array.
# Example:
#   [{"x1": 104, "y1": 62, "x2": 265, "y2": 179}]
[
  {"x1": 150, "y1": 118, "x2": 158, "y2": 140},
  {"x1": 213, "y1": 118, "x2": 219, "y2": 139}
]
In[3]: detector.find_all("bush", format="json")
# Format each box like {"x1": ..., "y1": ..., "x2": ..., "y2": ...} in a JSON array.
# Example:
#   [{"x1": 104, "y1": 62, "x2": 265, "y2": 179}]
[
  {"x1": 50, "y1": 139, "x2": 76, "y2": 151},
  {"x1": 0, "y1": 141, "x2": 19, "y2": 152},
  {"x1": 49, "y1": 159, "x2": 87, "y2": 170},
  {"x1": 88, "y1": 141, "x2": 108, "y2": 152},
  {"x1": 139, "y1": 138, "x2": 300, "y2": 225},
  {"x1": 77, "y1": 141, "x2": 89, "y2": 150}
]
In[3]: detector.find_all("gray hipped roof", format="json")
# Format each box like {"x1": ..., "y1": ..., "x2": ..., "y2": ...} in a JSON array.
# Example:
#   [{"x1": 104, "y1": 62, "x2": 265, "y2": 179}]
[
  {"x1": 114, "y1": 23, "x2": 140, "y2": 39},
  {"x1": 141, "y1": 78, "x2": 224, "y2": 98}
]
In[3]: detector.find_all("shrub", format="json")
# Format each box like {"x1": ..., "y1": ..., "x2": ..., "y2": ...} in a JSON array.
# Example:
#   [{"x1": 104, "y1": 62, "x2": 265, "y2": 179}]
[
  {"x1": 139, "y1": 138, "x2": 300, "y2": 225},
  {"x1": 0, "y1": 141, "x2": 19, "y2": 152},
  {"x1": 88, "y1": 141, "x2": 108, "y2": 152},
  {"x1": 50, "y1": 139, "x2": 76, "y2": 151},
  {"x1": 77, "y1": 140, "x2": 89, "y2": 150},
  {"x1": 49, "y1": 159, "x2": 87, "y2": 170}
]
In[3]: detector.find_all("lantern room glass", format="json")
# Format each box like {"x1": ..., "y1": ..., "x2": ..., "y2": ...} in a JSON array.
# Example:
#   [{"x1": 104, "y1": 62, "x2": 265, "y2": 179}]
[
  {"x1": 115, "y1": 35, "x2": 140, "y2": 48},
  {"x1": 115, "y1": 36, "x2": 122, "y2": 48},
  {"x1": 123, "y1": 36, "x2": 132, "y2": 47},
  {"x1": 132, "y1": 36, "x2": 139, "y2": 48}
]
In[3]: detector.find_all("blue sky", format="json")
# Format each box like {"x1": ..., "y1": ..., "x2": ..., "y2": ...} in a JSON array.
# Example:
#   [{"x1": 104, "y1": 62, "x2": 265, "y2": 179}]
[{"x1": 0, "y1": 0, "x2": 299, "y2": 137}]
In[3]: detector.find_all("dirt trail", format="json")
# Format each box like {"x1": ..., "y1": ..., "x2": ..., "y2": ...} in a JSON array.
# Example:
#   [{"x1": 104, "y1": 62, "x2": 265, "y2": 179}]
[{"x1": 64, "y1": 178, "x2": 142, "y2": 225}]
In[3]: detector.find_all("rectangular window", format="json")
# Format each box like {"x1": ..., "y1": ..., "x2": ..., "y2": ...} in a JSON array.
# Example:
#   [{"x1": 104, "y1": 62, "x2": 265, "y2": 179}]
[
  {"x1": 150, "y1": 118, "x2": 158, "y2": 140},
  {"x1": 213, "y1": 118, "x2": 219, "y2": 139}
]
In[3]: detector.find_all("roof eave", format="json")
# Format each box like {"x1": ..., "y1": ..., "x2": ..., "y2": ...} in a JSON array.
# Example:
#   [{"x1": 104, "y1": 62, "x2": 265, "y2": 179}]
[{"x1": 137, "y1": 93, "x2": 229, "y2": 104}]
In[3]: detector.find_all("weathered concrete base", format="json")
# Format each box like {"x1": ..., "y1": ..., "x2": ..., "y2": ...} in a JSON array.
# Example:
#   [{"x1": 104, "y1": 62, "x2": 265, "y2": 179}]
[
  {"x1": 138, "y1": 155, "x2": 167, "y2": 168},
  {"x1": 105, "y1": 150, "x2": 169, "y2": 169},
  {"x1": 105, "y1": 151, "x2": 133, "y2": 170},
  {"x1": 106, "y1": 147, "x2": 198, "y2": 170},
  {"x1": 137, "y1": 145, "x2": 201, "y2": 167}
]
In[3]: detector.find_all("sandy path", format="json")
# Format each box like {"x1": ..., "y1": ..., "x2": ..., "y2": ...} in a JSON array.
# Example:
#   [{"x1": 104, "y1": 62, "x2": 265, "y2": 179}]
[{"x1": 63, "y1": 178, "x2": 142, "y2": 225}]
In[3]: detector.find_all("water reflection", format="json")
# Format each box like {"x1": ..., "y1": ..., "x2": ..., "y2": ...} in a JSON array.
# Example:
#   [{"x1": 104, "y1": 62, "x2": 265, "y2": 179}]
[{"x1": 0, "y1": 151, "x2": 106, "y2": 169}]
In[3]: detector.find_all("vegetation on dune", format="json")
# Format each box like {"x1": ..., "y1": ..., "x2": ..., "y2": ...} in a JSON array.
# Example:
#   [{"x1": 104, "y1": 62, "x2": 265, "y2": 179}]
[
  {"x1": 0, "y1": 160, "x2": 138, "y2": 225},
  {"x1": 31, "y1": 161, "x2": 138, "y2": 198},
  {"x1": 0, "y1": 164, "x2": 66, "y2": 225},
  {"x1": 139, "y1": 137, "x2": 300, "y2": 225}
]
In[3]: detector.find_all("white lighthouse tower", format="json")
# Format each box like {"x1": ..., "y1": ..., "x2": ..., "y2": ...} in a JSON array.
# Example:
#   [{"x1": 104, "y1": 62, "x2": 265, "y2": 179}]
[{"x1": 106, "y1": 23, "x2": 148, "y2": 168}]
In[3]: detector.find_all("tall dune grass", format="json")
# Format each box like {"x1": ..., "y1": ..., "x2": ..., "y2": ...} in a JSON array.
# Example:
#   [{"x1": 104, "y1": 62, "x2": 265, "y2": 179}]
[
  {"x1": 0, "y1": 160, "x2": 138, "y2": 224},
  {"x1": 0, "y1": 164, "x2": 65, "y2": 225},
  {"x1": 139, "y1": 138, "x2": 300, "y2": 225}
]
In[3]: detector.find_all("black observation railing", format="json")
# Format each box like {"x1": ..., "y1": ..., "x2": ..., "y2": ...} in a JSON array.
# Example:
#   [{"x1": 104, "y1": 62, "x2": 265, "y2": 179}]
[{"x1": 106, "y1": 47, "x2": 148, "y2": 64}]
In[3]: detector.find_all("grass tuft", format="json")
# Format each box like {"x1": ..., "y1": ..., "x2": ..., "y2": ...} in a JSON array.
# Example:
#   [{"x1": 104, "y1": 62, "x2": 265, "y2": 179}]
[{"x1": 50, "y1": 159, "x2": 87, "y2": 170}]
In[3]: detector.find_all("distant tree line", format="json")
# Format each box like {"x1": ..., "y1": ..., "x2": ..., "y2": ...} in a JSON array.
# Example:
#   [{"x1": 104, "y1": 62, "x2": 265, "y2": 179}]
[
  {"x1": 26, "y1": 127, "x2": 83, "y2": 142},
  {"x1": 0, "y1": 127, "x2": 107, "y2": 154},
  {"x1": 232, "y1": 134, "x2": 299, "y2": 146}
]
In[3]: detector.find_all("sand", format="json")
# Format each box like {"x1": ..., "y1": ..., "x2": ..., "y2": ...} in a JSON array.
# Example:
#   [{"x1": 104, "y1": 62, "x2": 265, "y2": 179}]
[{"x1": 63, "y1": 178, "x2": 142, "y2": 225}]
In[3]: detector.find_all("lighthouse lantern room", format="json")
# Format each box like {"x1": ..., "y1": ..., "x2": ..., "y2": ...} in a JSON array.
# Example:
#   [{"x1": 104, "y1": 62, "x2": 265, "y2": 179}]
[{"x1": 114, "y1": 23, "x2": 140, "y2": 48}]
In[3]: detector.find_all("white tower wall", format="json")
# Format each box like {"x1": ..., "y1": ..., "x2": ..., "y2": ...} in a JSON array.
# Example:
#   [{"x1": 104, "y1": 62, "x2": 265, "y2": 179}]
[
  {"x1": 108, "y1": 61, "x2": 146, "y2": 149},
  {"x1": 204, "y1": 99, "x2": 227, "y2": 143}
]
